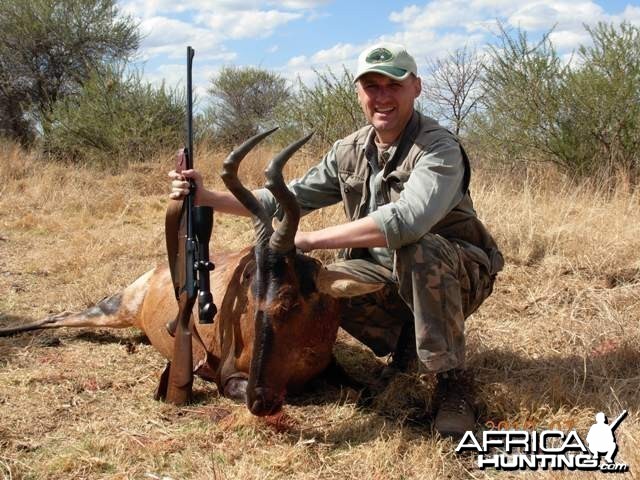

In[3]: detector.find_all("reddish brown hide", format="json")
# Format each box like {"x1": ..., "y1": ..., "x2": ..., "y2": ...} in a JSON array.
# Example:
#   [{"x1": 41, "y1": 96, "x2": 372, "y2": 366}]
[
  {"x1": 0, "y1": 132, "x2": 385, "y2": 415},
  {"x1": 0, "y1": 247, "x2": 382, "y2": 412}
]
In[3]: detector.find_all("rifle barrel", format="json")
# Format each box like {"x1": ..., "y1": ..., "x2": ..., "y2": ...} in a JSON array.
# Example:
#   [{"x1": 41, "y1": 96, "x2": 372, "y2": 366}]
[
  {"x1": 610, "y1": 410, "x2": 628, "y2": 431},
  {"x1": 184, "y1": 46, "x2": 196, "y2": 294},
  {"x1": 186, "y1": 46, "x2": 195, "y2": 171}
]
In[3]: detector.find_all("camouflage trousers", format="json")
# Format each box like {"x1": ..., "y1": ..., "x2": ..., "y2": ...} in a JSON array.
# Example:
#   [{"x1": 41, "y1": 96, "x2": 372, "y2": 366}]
[{"x1": 327, "y1": 233, "x2": 495, "y2": 373}]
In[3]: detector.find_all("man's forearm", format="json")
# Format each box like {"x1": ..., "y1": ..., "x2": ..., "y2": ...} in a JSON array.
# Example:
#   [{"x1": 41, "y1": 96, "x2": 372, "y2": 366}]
[
  {"x1": 298, "y1": 216, "x2": 387, "y2": 251},
  {"x1": 197, "y1": 189, "x2": 387, "y2": 251},
  {"x1": 197, "y1": 189, "x2": 254, "y2": 217}
]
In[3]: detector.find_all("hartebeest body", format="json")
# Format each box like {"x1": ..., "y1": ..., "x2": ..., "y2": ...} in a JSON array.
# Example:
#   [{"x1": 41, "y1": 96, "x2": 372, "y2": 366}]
[{"x1": 0, "y1": 131, "x2": 385, "y2": 416}]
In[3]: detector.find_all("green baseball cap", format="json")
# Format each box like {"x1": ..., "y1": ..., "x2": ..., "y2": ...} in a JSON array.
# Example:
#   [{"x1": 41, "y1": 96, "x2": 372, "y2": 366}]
[{"x1": 355, "y1": 42, "x2": 418, "y2": 82}]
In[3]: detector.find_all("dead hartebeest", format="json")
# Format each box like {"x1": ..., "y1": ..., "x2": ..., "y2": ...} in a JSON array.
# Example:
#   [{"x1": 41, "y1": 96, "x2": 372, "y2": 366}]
[{"x1": 0, "y1": 131, "x2": 386, "y2": 416}]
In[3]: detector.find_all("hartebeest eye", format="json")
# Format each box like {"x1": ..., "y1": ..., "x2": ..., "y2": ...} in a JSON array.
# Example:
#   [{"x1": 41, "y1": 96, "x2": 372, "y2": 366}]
[
  {"x1": 279, "y1": 286, "x2": 301, "y2": 311},
  {"x1": 267, "y1": 285, "x2": 301, "y2": 318}
]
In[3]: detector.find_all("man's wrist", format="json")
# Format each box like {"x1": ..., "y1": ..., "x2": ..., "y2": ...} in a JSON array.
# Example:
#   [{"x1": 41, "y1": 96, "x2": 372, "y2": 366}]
[{"x1": 300, "y1": 231, "x2": 318, "y2": 252}]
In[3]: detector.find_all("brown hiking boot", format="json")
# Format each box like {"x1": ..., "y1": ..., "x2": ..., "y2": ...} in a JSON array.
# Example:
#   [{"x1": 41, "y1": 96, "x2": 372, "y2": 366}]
[
  {"x1": 433, "y1": 369, "x2": 476, "y2": 439},
  {"x1": 379, "y1": 320, "x2": 419, "y2": 384}
]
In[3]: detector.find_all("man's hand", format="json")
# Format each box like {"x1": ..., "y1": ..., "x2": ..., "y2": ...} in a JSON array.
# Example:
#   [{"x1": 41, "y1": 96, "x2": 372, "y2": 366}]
[
  {"x1": 168, "y1": 169, "x2": 204, "y2": 204},
  {"x1": 294, "y1": 231, "x2": 315, "y2": 252},
  {"x1": 168, "y1": 166, "x2": 254, "y2": 218}
]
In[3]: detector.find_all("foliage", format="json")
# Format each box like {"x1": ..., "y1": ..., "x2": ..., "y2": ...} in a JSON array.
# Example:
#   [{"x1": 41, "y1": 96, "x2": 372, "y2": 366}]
[
  {"x1": 477, "y1": 22, "x2": 640, "y2": 184},
  {"x1": 0, "y1": 0, "x2": 139, "y2": 145},
  {"x1": 44, "y1": 66, "x2": 184, "y2": 169},
  {"x1": 476, "y1": 24, "x2": 567, "y2": 164},
  {"x1": 422, "y1": 46, "x2": 483, "y2": 135},
  {"x1": 205, "y1": 66, "x2": 290, "y2": 147},
  {"x1": 276, "y1": 67, "x2": 366, "y2": 150},
  {"x1": 561, "y1": 22, "x2": 640, "y2": 182}
]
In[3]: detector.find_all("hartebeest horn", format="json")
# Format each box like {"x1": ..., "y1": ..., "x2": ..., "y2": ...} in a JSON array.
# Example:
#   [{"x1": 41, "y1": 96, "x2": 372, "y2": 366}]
[
  {"x1": 221, "y1": 128, "x2": 278, "y2": 245},
  {"x1": 265, "y1": 133, "x2": 314, "y2": 253}
]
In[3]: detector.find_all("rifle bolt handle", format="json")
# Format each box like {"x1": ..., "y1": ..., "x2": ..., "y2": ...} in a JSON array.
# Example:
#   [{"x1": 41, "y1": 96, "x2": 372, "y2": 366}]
[{"x1": 195, "y1": 261, "x2": 215, "y2": 272}]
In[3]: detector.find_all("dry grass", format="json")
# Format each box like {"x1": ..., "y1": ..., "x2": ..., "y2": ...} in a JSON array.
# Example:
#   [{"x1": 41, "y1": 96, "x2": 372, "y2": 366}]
[{"x1": 0, "y1": 140, "x2": 638, "y2": 479}]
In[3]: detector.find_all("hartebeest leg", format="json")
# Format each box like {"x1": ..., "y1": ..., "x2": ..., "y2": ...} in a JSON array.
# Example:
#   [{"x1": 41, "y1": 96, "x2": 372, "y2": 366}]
[{"x1": 0, "y1": 269, "x2": 154, "y2": 337}]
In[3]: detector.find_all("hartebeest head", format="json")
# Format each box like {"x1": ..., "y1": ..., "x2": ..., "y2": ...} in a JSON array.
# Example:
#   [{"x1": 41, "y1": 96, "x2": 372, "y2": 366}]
[{"x1": 221, "y1": 130, "x2": 384, "y2": 416}]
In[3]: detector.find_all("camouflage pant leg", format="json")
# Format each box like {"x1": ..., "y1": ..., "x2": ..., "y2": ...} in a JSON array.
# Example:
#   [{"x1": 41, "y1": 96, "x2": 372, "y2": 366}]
[
  {"x1": 395, "y1": 233, "x2": 495, "y2": 373},
  {"x1": 327, "y1": 259, "x2": 413, "y2": 356}
]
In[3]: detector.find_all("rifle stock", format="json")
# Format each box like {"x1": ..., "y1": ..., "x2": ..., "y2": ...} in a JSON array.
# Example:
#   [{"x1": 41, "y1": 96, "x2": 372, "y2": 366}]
[{"x1": 165, "y1": 291, "x2": 196, "y2": 404}]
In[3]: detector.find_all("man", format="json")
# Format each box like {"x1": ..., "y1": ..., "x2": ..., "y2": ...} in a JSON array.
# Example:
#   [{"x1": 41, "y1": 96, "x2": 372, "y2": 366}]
[
  {"x1": 170, "y1": 42, "x2": 504, "y2": 438},
  {"x1": 586, "y1": 411, "x2": 626, "y2": 463}
]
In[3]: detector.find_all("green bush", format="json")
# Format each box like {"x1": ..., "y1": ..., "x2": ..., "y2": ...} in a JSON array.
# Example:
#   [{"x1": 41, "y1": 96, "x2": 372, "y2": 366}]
[
  {"x1": 475, "y1": 25, "x2": 567, "y2": 164},
  {"x1": 0, "y1": 0, "x2": 139, "y2": 145},
  {"x1": 561, "y1": 22, "x2": 640, "y2": 183},
  {"x1": 203, "y1": 66, "x2": 366, "y2": 152},
  {"x1": 204, "y1": 66, "x2": 290, "y2": 147},
  {"x1": 276, "y1": 67, "x2": 366, "y2": 151},
  {"x1": 476, "y1": 22, "x2": 640, "y2": 185},
  {"x1": 44, "y1": 66, "x2": 184, "y2": 169}
]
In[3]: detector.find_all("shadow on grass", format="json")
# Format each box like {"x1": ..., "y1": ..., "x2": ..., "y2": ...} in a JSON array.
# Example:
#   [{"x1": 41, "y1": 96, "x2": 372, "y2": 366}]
[
  {"x1": 284, "y1": 341, "x2": 640, "y2": 446},
  {"x1": 0, "y1": 313, "x2": 39, "y2": 335},
  {"x1": 73, "y1": 330, "x2": 150, "y2": 345},
  {"x1": 3, "y1": 314, "x2": 637, "y2": 446},
  {"x1": 283, "y1": 340, "x2": 436, "y2": 444},
  {"x1": 0, "y1": 313, "x2": 149, "y2": 366},
  {"x1": 470, "y1": 345, "x2": 640, "y2": 421}
]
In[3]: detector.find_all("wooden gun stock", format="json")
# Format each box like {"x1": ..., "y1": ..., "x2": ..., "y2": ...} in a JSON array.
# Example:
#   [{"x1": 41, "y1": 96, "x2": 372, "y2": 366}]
[
  {"x1": 165, "y1": 291, "x2": 196, "y2": 405},
  {"x1": 156, "y1": 199, "x2": 196, "y2": 405}
]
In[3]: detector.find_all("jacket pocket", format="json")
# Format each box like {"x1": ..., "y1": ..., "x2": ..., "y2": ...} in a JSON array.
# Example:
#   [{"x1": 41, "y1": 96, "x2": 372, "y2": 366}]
[
  {"x1": 385, "y1": 169, "x2": 411, "y2": 202},
  {"x1": 339, "y1": 172, "x2": 364, "y2": 194},
  {"x1": 339, "y1": 172, "x2": 365, "y2": 218},
  {"x1": 455, "y1": 240, "x2": 494, "y2": 317}
]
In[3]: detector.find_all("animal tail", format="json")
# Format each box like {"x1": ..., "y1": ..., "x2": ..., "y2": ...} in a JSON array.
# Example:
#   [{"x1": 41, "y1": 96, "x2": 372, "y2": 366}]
[{"x1": 0, "y1": 269, "x2": 155, "y2": 337}]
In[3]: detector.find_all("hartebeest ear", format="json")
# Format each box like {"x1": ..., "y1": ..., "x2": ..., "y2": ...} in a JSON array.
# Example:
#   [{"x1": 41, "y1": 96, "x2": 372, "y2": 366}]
[{"x1": 316, "y1": 268, "x2": 386, "y2": 298}]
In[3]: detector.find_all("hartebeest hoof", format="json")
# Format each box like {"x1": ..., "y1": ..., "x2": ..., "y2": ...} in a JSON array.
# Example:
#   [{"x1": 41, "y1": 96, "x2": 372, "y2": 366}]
[{"x1": 223, "y1": 377, "x2": 249, "y2": 402}]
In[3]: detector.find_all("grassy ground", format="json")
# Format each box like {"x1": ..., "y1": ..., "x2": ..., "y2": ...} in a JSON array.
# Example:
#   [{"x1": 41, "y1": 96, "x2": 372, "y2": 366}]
[{"x1": 0, "y1": 141, "x2": 639, "y2": 479}]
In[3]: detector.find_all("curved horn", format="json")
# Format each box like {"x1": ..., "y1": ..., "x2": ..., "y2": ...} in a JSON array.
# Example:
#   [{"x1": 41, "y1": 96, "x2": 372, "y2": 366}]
[
  {"x1": 221, "y1": 128, "x2": 278, "y2": 245},
  {"x1": 264, "y1": 132, "x2": 314, "y2": 253}
]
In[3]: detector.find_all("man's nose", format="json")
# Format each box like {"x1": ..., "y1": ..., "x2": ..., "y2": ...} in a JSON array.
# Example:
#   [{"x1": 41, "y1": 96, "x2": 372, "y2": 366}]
[{"x1": 376, "y1": 86, "x2": 392, "y2": 101}]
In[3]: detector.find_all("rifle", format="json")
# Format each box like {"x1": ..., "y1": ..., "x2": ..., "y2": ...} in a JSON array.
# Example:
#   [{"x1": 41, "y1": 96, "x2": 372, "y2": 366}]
[
  {"x1": 609, "y1": 410, "x2": 628, "y2": 432},
  {"x1": 157, "y1": 46, "x2": 217, "y2": 406}
]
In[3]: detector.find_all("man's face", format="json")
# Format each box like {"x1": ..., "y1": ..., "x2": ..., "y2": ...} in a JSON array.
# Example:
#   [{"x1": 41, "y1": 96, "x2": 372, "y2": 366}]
[{"x1": 356, "y1": 72, "x2": 422, "y2": 143}]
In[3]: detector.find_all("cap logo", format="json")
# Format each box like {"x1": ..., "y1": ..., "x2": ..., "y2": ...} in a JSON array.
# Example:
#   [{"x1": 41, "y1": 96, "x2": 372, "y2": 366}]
[{"x1": 366, "y1": 48, "x2": 393, "y2": 64}]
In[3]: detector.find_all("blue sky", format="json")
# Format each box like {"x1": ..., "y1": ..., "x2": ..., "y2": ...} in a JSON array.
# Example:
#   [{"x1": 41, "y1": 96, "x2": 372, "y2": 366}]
[{"x1": 119, "y1": 0, "x2": 640, "y2": 96}]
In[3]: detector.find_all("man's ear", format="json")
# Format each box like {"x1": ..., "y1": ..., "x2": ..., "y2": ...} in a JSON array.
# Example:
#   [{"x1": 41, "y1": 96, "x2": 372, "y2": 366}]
[
  {"x1": 413, "y1": 75, "x2": 422, "y2": 98},
  {"x1": 316, "y1": 268, "x2": 386, "y2": 298}
]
